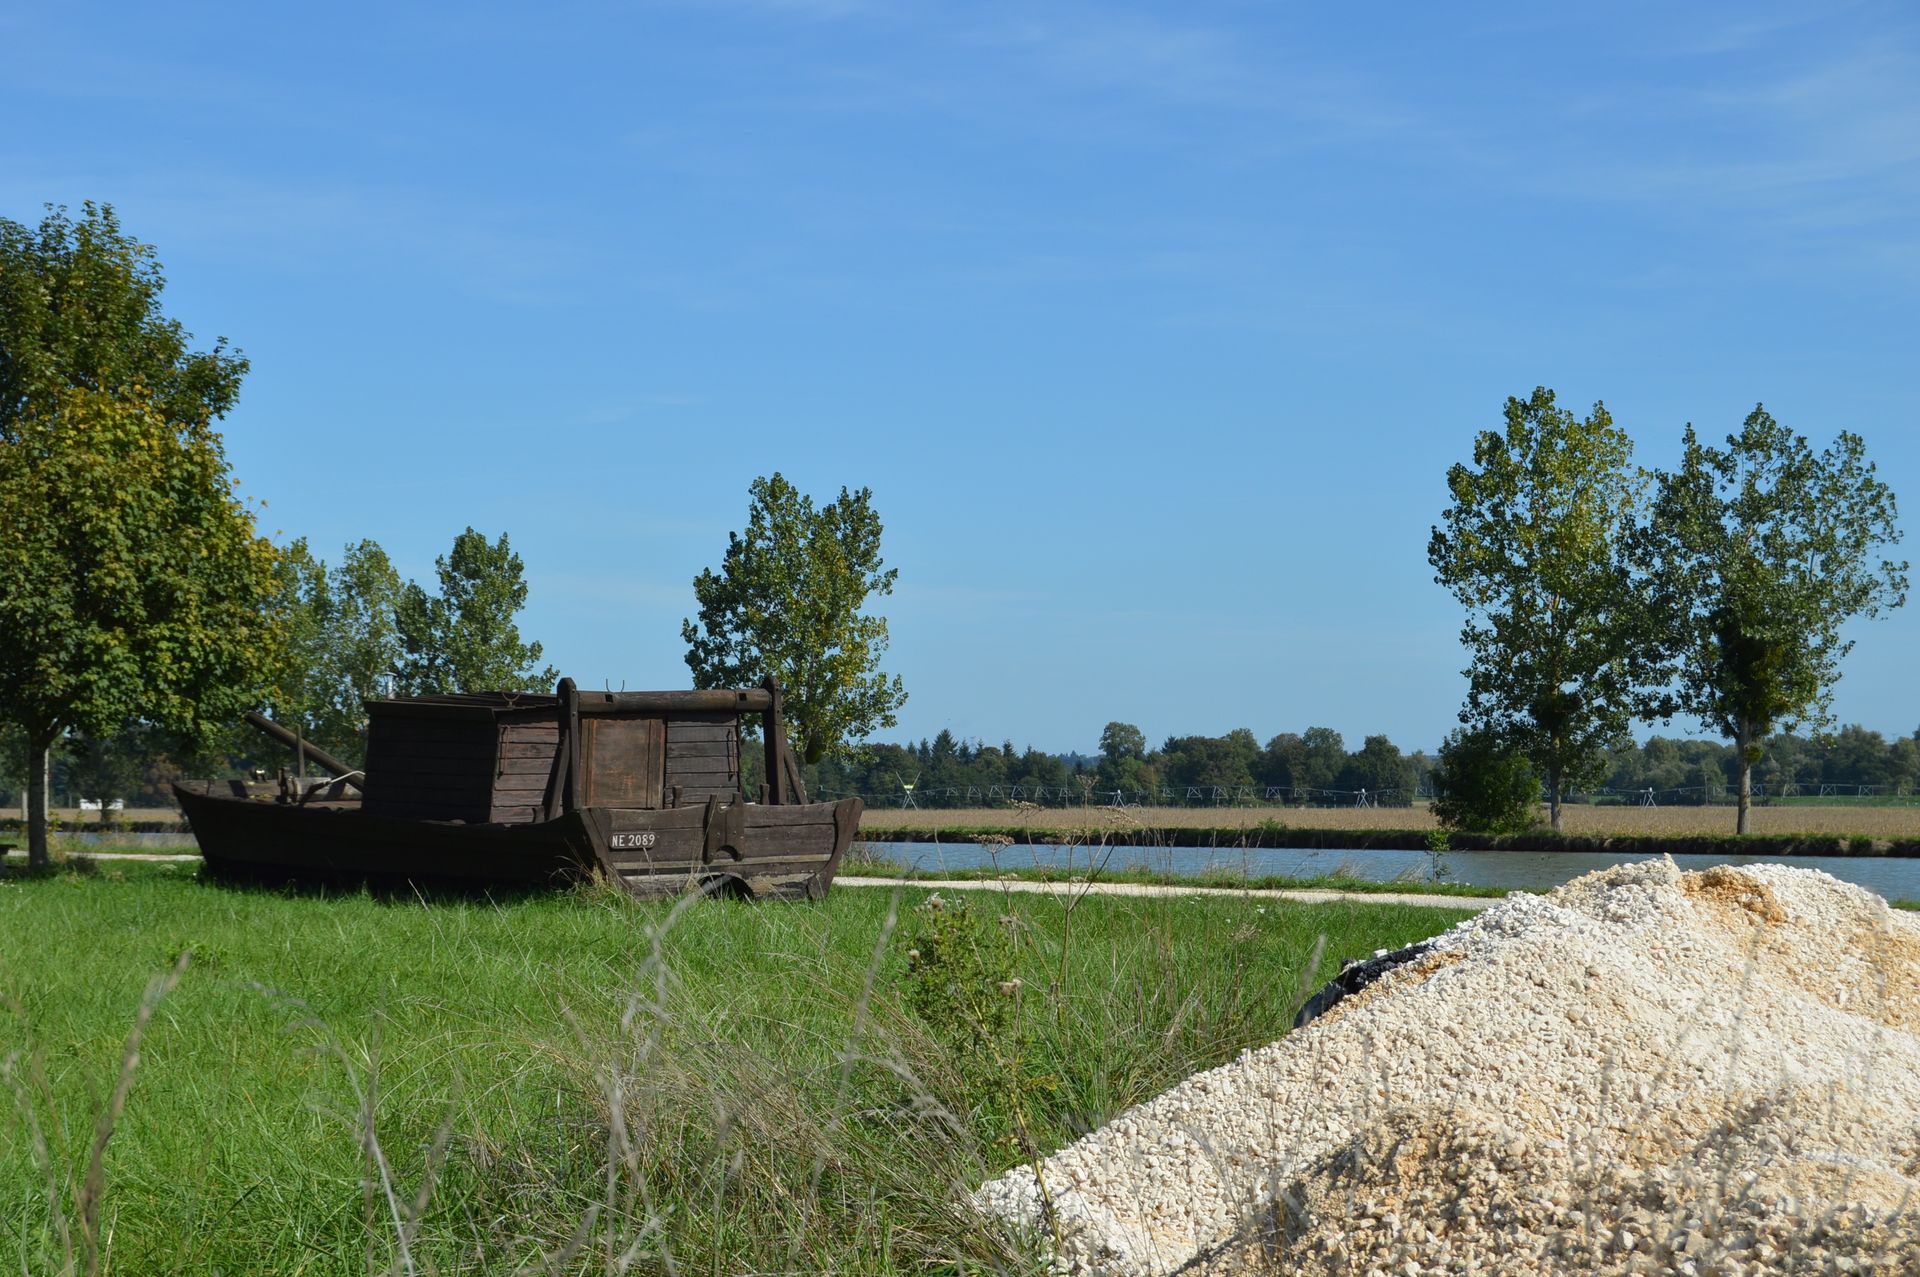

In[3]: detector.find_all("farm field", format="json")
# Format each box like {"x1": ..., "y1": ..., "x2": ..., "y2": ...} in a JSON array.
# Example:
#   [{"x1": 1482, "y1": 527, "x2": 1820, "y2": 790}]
[
  {"x1": 859, "y1": 801, "x2": 1920, "y2": 839},
  {"x1": 0, "y1": 861, "x2": 1468, "y2": 1274}
]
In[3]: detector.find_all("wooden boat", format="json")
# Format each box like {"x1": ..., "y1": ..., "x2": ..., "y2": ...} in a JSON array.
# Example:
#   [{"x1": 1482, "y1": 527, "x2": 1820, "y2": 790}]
[{"x1": 174, "y1": 677, "x2": 862, "y2": 899}]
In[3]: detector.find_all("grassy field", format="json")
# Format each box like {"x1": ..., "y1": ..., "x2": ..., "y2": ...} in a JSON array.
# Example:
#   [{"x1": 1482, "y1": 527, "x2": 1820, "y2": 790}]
[
  {"x1": 859, "y1": 801, "x2": 1920, "y2": 839},
  {"x1": 0, "y1": 860, "x2": 1470, "y2": 1274}
]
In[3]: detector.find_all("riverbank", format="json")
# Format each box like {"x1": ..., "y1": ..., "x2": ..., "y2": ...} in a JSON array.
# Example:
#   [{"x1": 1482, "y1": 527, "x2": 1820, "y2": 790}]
[
  {"x1": 844, "y1": 853, "x2": 1920, "y2": 910},
  {"x1": 859, "y1": 801, "x2": 1920, "y2": 842},
  {"x1": 857, "y1": 819, "x2": 1920, "y2": 856}
]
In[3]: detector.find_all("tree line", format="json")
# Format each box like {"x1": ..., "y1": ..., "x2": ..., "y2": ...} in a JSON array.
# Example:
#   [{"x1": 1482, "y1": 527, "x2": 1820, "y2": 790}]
[
  {"x1": 1429, "y1": 388, "x2": 1907, "y2": 834},
  {"x1": 802, "y1": 724, "x2": 1425, "y2": 809},
  {"x1": 786, "y1": 721, "x2": 1920, "y2": 812}
]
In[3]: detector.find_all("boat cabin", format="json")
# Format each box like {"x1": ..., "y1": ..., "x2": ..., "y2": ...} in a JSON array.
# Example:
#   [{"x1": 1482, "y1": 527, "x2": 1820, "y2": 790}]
[{"x1": 360, "y1": 678, "x2": 806, "y2": 825}]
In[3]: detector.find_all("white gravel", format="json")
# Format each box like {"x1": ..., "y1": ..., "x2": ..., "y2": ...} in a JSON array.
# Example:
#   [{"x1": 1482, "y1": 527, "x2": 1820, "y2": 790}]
[{"x1": 973, "y1": 859, "x2": 1920, "y2": 1275}]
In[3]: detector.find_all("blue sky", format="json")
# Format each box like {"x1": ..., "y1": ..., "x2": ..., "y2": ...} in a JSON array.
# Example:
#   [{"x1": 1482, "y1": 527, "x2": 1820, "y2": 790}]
[{"x1": 6, "y1": 1, "x2": 1917, "y2": 753}]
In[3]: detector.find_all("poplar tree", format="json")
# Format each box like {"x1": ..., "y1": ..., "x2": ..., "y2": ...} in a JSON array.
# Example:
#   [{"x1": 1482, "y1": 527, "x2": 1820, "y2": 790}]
[
  {"x1": 1640, "y1": 408, "x2": 1906, "y2": 833},
  {"x1": 683, "y1": 473, "x2": 906, "y2": 763},
  {"x1": 395, "y1": 528, "x2": 555, "y2": 695},
  {"x1": 1429, "y1": 388, "x2": 1645, "y2": 831}
]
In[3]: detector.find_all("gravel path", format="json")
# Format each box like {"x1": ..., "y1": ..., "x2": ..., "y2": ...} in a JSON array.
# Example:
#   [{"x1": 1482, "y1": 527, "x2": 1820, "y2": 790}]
[
  {"x1": 837, "y1": 875, "x2": 1496, "y2": 911},
  {"x1": 974, "y1": 859, "x2": 1920, "y2": 1275}
]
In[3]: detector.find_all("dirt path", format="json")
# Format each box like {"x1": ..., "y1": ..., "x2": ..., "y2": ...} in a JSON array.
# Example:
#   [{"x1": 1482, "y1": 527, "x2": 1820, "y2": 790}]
[{"x1": 836, "y1": 875, "x2": 1497, "y2": 910}]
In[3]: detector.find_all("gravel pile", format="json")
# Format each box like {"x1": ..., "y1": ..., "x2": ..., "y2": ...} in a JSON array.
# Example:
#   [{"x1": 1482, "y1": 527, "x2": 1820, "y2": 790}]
[{"x1": 974, "y1": 860, "x2": 1920, "y2": 1274}]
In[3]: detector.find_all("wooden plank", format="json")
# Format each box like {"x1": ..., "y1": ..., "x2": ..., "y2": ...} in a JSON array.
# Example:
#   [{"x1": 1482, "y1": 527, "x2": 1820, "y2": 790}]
[
  {"x1": 667, "y1": 782, "x2": 738, "y2": 798},
  {"x1": 361, "y1": 800, "x2": 490, "y2": 822},
  {"x1": 373, "y1": 764, "x2": 496, "y2": 787},
  {"x1": 371, "y1": 721, "x2": 496, "y2": 745},
  {"x1": 572, "y1": 689, "x2": 770, "y2": 715},
  {"x1": 366, "y1": 701, "x2": 502, "y2": 723},
  {"x1": 488, "y1": 804, "x2": 544, "y2": 824},
  {"x1": 368, "y1": 783, "x2": 496, "y2": 806},
  {"x1": 495, "y1": 754, "x2": 555, "y2": 776},
  {"x1": 665, "y1": 761, "x2": 736, "y2": 777},
  {"x1": 720, "y1": 850, "x2": 834, "y2": 867},
  {"x1": 762, "y1": 678, "x2": 785, "y2": 805},
  {"x1": 502, "y1": 723, "x2": 560, "y2": 741},
  {"x1": 378, "y1": 755, "x2": 496, "y2": 776},
  {"x1": 603, "y1": 806, "x2": 706, "y2": 833},
  {"x1": 666, "y1": 740, "x2": 736, "y2": 760},
  {"x1": 370, "y1": 760, "x2": 498, "y2": 782},
  {"x1": 369, "y1": 731, "x2": 498, "y2": 757},
  {"x1": 495, "y1": 705, "x2": 562, "y2": 725},
  {"x1": 500, "y1": 741, "x2": 558, "y2": 759},
  {"x1": 664, "y1": 722, "x2": 729, "y2": 741},
  {"x1": 564, "y1": 679, "x2": 584, "y2": 813}
]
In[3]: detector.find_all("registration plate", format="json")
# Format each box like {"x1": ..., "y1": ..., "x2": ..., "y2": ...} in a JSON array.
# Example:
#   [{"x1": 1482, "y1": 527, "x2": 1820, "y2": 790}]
[{"x1": 611, "y1": 832, "x2": 658, "y2": 850}]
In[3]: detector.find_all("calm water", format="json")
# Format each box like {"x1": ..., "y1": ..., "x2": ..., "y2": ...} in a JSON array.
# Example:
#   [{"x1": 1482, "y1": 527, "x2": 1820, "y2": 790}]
[{"x1": 872, "y1": 840, "x2": 1920, "y2": 903}]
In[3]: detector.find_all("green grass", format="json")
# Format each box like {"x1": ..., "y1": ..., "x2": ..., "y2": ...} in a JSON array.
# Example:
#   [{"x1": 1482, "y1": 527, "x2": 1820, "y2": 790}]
[{"x1": 0, "y1": 860, "x2": 1472, "y2": 1274}]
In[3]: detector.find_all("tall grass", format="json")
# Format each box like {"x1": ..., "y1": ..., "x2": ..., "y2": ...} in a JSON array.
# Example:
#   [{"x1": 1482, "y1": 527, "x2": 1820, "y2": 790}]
[{"x1": 0, "y1": 862, "x2": 1471, "y2": 1274}]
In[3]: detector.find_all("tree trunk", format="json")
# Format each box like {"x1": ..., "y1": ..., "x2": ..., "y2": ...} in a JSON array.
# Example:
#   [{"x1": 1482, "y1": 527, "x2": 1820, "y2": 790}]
[
  {"x1": 27, "y1": 732, "x2": 53, "y2": 870},
  {"x1": 1735, "y1": 725, "x2": 1752, "y2": 836},
  {"x1": 1548, "y1": 766, "x2": 1563, "y2": 832}
]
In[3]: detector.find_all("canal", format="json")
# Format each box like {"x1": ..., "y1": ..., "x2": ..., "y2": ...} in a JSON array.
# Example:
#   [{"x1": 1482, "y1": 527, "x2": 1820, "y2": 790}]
[{"x1": 873, "y1": 840, "x2": 1920, "y2": 902}]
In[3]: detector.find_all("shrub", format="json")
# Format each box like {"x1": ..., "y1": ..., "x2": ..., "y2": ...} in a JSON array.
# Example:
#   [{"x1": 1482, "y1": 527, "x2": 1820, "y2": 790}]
[{"x1": 1430, "y1": 728, "x2": 1541, "y2": 835}]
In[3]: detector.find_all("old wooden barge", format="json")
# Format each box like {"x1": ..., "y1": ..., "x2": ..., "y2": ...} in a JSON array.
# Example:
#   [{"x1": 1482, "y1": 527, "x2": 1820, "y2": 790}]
[{"x1": 174, "y1": 678, "x2": 861, "y2": 899}]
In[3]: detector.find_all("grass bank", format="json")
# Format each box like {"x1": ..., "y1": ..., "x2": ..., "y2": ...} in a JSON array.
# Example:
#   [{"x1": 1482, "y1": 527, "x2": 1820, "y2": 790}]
[
  {"x1": 0, "y1": 860, "x2": 1471, "y2": 1274},
  {"x1": 857, "y1": 820, "x2": 1920, "y2": 857}
]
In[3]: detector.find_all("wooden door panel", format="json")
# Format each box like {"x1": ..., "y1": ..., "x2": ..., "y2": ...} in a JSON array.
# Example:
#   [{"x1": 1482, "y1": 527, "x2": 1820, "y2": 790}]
[{"x1": 582, "y1": 716, "x2": 664, "y2": 808}]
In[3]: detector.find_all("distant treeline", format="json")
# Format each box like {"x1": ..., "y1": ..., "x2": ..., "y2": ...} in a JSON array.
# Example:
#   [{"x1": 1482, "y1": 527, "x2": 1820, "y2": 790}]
[
  {"x1": 803, "y1": 724, "x2": 1428, "y2": 808},
  {"x1": 8, "y1": 718, "x2": 1919, "y2": 815},
  {"x1": 797, "y1": 722, "x2": 1920, "y2": 809}
]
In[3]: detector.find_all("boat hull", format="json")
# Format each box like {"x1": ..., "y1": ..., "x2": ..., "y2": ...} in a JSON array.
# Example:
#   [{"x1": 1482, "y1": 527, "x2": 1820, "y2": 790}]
[{"x1": 172, "y1": 783, "x2": 862, "y2": 900}]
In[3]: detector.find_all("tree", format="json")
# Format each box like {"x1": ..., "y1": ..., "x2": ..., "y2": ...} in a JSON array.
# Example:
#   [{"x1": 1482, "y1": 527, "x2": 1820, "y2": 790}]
[
  {"x1": 683, "y1": 473, "x2": 906, "y2": 764},
  {"x1": 1640, "y1": 408, "x2": 1907, "y2": 832},
  {"x1": 0, "y1": 204, "x2": 270, "y2": 867},
  {"x1": 1429, "y1": 727, "x2": 1540, "y2": 834},
  {"x1": 1299, "y1": 727, "x2": 1347, "y2": 799},
  {"x1": 0, "y1": 386, "x2": 278, "y2": 866},
  {"x1": 1339, "y1": 734, "x2": 1418, "y2": 807},
  {"x1": 1158, "y1": 732, "x2": 1257, "y2": 793},
  {"x1": 396, "y1": 528, "x2": 555, "y2": 695},
  {"x1": 1, "y1": 204, "x2": 247, "y2": 442},
  {"x1": 1429, "y1": 387, "x2": 1646, "y2": 830},
  {"x1": 266, "y1": 537, "x2": 403, "y2": 763},
  {"x1": 1099, "y1": 721, "x2": 1147, "y2": 763}
]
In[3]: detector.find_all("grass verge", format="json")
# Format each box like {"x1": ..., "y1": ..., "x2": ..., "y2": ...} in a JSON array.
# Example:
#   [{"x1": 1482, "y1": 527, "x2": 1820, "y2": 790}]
[{"x1": 0, "y1": 860, "x2": 1472, "y2": 1274}]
